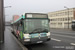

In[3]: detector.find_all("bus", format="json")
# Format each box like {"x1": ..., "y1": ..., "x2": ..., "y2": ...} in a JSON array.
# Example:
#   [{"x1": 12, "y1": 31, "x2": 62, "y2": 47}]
[
  {"x1": 72, "y1": 20, "x2": 75, "y2": 30},
  {"x1": 11, "y1": 13, "x2": 51, "y2": 45}
]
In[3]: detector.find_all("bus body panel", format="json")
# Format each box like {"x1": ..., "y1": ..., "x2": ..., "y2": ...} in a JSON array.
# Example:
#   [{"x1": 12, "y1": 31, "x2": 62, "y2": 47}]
[{"x1": 11, "y1": 13, "x2": 51, "y2": 45}]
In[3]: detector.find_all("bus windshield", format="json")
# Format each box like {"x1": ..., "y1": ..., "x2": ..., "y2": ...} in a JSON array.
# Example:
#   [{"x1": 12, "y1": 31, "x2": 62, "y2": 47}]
[{"x1": 24, "y1": 19, "x2": 50, "y2": 33}]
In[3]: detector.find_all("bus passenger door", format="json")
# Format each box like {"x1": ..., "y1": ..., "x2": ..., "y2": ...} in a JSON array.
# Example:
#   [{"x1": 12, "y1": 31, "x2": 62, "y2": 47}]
[{"x1": 18, "y1": 21, "x2": 23, "y2": 40}]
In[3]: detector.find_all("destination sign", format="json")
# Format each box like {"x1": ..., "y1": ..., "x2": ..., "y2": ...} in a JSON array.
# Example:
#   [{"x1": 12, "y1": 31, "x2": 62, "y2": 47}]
[{"x1": 26, "y1": 13, "x2": 48, "y2": 18}]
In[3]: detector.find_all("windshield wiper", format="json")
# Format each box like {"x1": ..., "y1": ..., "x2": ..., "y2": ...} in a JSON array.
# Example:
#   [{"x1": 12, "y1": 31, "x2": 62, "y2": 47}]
[
  {"x1": 29, "y1": 28, "x2": 43, "y2": 34},
  {"x1": 29, "y1": 28, "x2": 48, "y2": 34},
  {"x1": 42, "y1": 29, "x2": 48, "y2": 33}
]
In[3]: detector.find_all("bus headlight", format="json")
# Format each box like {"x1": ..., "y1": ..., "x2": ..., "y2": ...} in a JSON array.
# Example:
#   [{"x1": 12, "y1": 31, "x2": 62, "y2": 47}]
[
  {"x1": 47, "y1": 32, "x2": 50, "y2": 38},
  {"x1": 24, "y1": 34, "x2": 30, "y2": 38},
  {"x1": 24, "y1": 39, "x2": 30, "y2": 41},
  {"x1": 24, "y1": 34, "x2": 31, "y2": 41}
]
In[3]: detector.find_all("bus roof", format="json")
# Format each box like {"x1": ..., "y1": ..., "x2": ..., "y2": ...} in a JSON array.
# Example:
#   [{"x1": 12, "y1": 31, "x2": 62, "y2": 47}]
[
  {"x1": 11, "y1": 16, "x2": 24, "y2": 24},
  {"x1": 11, "y1": 13, "x2": 48, "y2": 24}
]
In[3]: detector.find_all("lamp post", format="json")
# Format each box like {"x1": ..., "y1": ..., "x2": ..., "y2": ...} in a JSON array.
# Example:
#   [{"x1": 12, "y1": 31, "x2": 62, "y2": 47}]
[
  {"x1": 4, "y1": 6, "x2": 11, "y2": 24},
  {"x1": 0, "y1": 0, "x2": 4, "y2": 43},
  {"x1": 64, "y1": 6, "x2": 69, "y2": 29},
  {"x1": 4, "y1": 6, "x2": 11, "y2": 8},
  {"x1": 0, "y1": 0, "x2": 11, "y2": 43}
]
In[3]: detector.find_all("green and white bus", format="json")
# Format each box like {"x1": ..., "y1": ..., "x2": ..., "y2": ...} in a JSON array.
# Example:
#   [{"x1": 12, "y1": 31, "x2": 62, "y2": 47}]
[{"x1": 11, "y1": 13, "x2": 51, "y2": 45}]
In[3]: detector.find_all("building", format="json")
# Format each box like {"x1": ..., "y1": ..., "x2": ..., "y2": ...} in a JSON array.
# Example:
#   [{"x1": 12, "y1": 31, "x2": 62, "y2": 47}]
[{"x1": 48, "y1": 8, "x2": 75, "y2": 28}]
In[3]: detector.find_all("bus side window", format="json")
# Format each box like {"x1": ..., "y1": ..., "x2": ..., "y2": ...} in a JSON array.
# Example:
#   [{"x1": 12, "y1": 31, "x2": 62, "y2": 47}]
[
  {"x1": 17, "y1": 23, "x2": 19, "y2": 30},
  {"x1": 18, "y1": 21, "x2": 23, "y2": 31}
]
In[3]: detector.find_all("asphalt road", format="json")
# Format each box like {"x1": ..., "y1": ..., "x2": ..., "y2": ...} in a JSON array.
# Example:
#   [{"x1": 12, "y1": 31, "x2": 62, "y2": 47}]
[
  {"x1": 27, "y1": 28, "x2": 75, "y2": 50},
  {"x1": 2, "y1": 26, "x2": 75, "y2": 50}
]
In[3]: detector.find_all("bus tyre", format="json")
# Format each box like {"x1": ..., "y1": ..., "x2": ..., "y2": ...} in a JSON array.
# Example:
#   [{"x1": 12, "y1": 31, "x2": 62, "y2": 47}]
[{"x1": 11, "y1": 32, "x2": 13, "y2": 33}]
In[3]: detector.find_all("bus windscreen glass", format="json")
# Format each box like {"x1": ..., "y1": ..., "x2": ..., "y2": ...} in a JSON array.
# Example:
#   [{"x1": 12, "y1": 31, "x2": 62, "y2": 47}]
[{"x1": 24, "y1": 19, "x2": 49, "y2": 33}]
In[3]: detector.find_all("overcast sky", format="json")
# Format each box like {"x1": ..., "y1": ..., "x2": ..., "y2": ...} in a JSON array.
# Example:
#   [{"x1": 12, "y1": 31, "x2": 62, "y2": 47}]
[{"x1": 4, "y1": 0, "x2": 75, "y2": 21}]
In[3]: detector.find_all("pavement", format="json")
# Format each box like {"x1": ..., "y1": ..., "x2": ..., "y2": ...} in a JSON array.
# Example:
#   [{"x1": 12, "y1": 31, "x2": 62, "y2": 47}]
[
  {"x1": 1, "y1": 26, "x2": 75, "y2": 50},
  {"x1": 0, "y1": 26, "x2": 27, "y2": 50}
]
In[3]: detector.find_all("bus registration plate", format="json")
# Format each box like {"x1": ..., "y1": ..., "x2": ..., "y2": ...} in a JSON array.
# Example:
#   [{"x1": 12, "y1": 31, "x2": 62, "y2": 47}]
[{"x1": 37, "y1": 41, "x2": 43, "y2": 43}]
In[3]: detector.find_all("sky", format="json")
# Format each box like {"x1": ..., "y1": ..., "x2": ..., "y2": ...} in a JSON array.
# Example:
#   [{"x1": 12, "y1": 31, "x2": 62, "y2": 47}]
[{"x1": 4, "y1": 0, "x2": 75, "y2": 21}]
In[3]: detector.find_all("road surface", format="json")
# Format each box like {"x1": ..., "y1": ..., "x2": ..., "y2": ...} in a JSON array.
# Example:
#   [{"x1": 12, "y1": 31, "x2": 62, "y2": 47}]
[
  {"x1": 27, "y1": 28, "x2": 75, "y2": 50},
  {"x1": 1, "y1": 26, "x2": 75, "y2": 50}
]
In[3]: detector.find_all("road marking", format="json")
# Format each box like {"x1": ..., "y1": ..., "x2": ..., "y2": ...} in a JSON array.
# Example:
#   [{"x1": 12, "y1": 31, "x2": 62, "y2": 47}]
[
  {"x1": 52, "y1": 34, "x2": 75, "y2": 39},
  {"x1": 70, "y1": 43, "x2": 75, "y2": 45},
  {"x1": 51, "y1": 32, "x2": 75, "y2": 36},
  {"x1": 51, "y1": 38, "x2": 61, "y2": 42}
]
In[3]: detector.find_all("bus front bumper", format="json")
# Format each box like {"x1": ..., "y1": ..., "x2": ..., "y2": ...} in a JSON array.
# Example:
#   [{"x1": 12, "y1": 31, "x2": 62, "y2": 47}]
[{"x1": 23, "y1": 37, "x2": 51, "y2": 45}]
